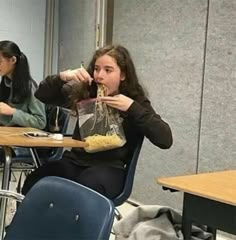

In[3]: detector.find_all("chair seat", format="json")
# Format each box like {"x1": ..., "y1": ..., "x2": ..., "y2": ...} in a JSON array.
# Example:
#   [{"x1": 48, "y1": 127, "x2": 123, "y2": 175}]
[{"x1": 4, "y1": 176, "x2": 115, "y2": 240}]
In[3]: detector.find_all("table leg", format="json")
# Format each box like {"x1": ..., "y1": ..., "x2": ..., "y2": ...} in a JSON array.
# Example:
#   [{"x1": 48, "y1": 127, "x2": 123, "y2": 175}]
[
  {"x1": 0, "y1": 146, "x2": 12, "y2": 240},
  {"x1": 182, "y1": 212, "x2": 192, "y2": 239},
  {"x1": 207, "y1": 227, "x2": 216, "y2": 240},
  {"x1": 182, "y1": 193, "x2": 193, "y2": 240}
]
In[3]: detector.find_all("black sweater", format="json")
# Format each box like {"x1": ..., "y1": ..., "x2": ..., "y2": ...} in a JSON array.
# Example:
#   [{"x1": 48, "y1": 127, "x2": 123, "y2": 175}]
[{"x1": 35, "y1": 75, "x2": 173, "y2": 168}]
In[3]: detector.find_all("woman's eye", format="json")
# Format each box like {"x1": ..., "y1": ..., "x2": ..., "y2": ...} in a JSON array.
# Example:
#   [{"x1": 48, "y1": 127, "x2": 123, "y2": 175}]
[{"x1": 105, "y1": 68, "x2": 112, "y2": 73}]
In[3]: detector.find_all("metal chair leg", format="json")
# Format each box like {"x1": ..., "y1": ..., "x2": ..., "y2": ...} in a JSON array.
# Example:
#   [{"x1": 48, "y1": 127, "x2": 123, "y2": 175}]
[
  {"x1": 126, "y1": 198, "x2": 140, "y2": 207},
  {"x1": 114, "y1": 208, "x2": 123, "y2": 221},
  {"x1": 11, "y1": 172, "x2": 17, "y2": 182}
]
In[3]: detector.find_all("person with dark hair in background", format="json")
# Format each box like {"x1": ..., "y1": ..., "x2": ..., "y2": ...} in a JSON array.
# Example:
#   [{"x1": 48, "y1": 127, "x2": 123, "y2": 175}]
[
  {"x1": 22, "y1": 44, "x2": 173, "y2": 199},
  {"x1": 0, "y1": 40, "x2": 46, "y2": 129},
  {"x1": 0, "y1": 40, "x2": 46, "y2": 225},
  {"x1": 0, "y1": 40, "x2": 46, "y2": 160}
]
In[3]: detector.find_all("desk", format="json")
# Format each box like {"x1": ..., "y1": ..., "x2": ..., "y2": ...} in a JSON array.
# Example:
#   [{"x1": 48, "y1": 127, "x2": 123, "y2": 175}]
[
  {"x1": 157, "y1": 170, "x2": 236, "y2": 239},
  {"x1": 0, "y1": 126, "x2": 88, "y2": 239}
]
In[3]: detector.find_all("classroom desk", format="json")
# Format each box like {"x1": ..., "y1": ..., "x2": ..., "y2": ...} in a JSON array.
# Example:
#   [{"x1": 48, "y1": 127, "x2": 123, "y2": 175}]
[
  {"x1": 0, "y1": 126, "x2": 88, "y2": 240},
  {"x1": 157, "y1": 170, "x2": 236, "y2": 240}
]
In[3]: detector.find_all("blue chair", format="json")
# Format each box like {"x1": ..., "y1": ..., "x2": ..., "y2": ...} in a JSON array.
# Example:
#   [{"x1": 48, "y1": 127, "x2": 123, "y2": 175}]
[
  {"x1": 112, "y1": 136, "x2": 144, "y2": 219},
  {"x1": 4, "y1": 176, "x2": 115, "y2": 240},
  {"x1": 34, "y1": 105, "x2": 71, "y2": 164}
]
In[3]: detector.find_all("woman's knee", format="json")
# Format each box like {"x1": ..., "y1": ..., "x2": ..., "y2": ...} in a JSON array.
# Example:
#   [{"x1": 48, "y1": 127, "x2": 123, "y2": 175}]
[
  {"x1": 22, "y1": 161, "x2": 78, "y2": 195},
  {"x1": 76, "y1": 166, "x2": 125, "y2": 198}
]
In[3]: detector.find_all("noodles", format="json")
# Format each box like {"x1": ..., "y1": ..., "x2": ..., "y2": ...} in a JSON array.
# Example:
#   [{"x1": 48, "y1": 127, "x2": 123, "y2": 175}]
[
  {"x1": 97, "y1": 84, "x2": 107, "y2": 97},
  {"x1": 92, "y1": 84, "x2": 108, "y2": 128},
  {"x1": 84, "y1": 134, "x2": 124, "y2": 153},
  {"x1": 96, "y1": 84, "x2": 107, "y2": 117},
  {"x1": 78, "y1": 83, "x2": 126, "y2": 153}
]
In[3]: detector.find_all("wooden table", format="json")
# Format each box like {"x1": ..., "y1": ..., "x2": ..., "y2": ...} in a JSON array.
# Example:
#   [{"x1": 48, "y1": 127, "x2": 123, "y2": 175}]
[
  {"x1": 0, "y1": 126, "x2": 88, "y2": 239},
  {"x1": 157, "y1": 170, "x2": 236, "y2": 239}
]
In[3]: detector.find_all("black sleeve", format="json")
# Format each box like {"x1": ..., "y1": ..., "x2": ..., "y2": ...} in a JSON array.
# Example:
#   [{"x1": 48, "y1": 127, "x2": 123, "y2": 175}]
[
  {"x1": 126, "y1": 97, "x2": 173, "y2": 149},
  {"x1": 35, "y1": 75, "x2": 70, "y2": 107}
]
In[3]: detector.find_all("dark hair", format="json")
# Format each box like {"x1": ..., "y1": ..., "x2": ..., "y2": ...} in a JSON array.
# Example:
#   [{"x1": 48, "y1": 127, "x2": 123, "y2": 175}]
[
  {"x1": 0, "y1": 40, "x2": 34, "y2": 103},
  {"x1": 69, "y1": 45, "x2": 146, "y2": 112},
  {"x1": 87, "y1": 45, "x2": 145, "y2": 98}
]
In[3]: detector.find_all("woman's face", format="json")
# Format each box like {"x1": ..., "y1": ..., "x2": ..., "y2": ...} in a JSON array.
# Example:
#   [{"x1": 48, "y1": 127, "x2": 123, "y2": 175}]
[
  {"x1": 93, "y1": 54, "x2": 125, "y2": 95},
  {"x1": 0, "y1": 53, "x2": 16, "y2": 78}
]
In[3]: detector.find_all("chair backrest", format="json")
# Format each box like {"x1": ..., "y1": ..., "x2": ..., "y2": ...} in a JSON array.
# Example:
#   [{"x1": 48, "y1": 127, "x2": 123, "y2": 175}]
[
  {"x1": 44, "y1": 105, "x2": 70, "y2": 134},
  {"x1": 11, "y1": 106, "x2": 71, "y2": 165},
  {"x1": 112, "y1": 136, "x2": 144, "y2": 206},
  {"x1": 5, "y1": 176, "x2": 115, "y2": 240},
  {"x1": 36, "y1": 105, "x2": 71, "y2": 162}
]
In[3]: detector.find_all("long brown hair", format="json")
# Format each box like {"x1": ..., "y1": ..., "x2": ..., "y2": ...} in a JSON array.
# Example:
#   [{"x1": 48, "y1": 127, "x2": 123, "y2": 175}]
[
  {"x1": 88, "y1": 45, "x2": 145, "y2": 98},
  {"x1": 70, "y1": 45, "x2": 145, "y2": 110}
]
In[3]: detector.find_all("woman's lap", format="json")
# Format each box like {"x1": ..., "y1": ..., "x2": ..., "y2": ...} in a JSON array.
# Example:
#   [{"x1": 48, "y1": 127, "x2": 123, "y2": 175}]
[
  {"x1": 22, "y1": 160, "x2": 126, "y2": 199},
  {"x1": 75, "y1": 165, "x2": 126, "y2": 198}
]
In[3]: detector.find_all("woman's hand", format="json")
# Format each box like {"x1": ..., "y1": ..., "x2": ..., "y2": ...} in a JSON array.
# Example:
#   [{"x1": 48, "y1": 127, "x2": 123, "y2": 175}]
[
  {"x1": 59, "y1": 67, "x2": 93, "y2": 84},
  {"x1": 0, "y1": 102, "x2": 15, "y2": 115},
  {"x1": 99, "y1": 94, "x2": 134, "y2": 112}
]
